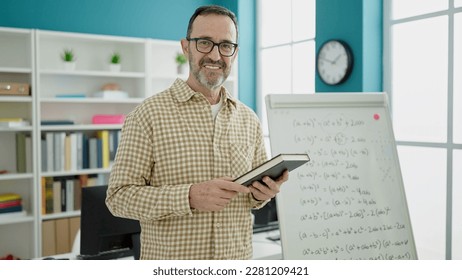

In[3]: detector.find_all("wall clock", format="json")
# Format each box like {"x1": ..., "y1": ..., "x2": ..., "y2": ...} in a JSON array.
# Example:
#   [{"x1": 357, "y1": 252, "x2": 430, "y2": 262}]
[{"x1": 316, "y1": 40, "x2": 353, "y2": 85}]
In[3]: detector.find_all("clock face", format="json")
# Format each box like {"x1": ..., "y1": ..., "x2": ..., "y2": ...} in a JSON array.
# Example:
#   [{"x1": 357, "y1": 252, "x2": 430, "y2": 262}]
[{"x1": 317, "y1": 40, "x2": 353, "y2": 85}]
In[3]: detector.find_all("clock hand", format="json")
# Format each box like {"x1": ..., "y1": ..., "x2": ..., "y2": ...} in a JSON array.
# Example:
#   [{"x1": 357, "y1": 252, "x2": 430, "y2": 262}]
[
  {"x1": 320, "y1": 57, "x2": 334, "y2": 64},
  {"x1": 333, "y1": 54, "x2": 341, "y2": 64}
]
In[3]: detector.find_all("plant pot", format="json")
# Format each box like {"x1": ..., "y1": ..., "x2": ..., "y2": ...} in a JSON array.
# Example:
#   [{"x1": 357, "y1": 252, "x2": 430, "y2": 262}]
[
  {"x1": 109, "y1": 63, "x2": 121, "y2": 72},
  {"x1": 177, "y1": 64, "x2": 187, "y2": 75},
  {"x1": 63, "y1": 61, "x2": 76, "y2": 71}
]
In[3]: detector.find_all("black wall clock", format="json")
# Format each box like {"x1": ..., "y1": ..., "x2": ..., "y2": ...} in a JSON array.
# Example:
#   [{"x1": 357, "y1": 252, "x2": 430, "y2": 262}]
[{"x1": 316, "y1": 40, "x2": 353, "y2": 85}]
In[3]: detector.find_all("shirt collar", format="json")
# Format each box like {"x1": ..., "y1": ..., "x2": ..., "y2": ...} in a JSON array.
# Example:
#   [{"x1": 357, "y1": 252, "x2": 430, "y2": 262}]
[{"x1": 172, "y1": 78, "x2": 237, "y2": 109}]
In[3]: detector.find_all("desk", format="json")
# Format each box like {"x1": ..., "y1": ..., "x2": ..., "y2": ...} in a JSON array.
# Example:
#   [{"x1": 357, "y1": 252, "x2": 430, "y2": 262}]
[
  {"x1": 42, "y1": 230, "x2": 282, "y2": 260},
  {"x1": 252, "y1": 229, "x2": 282, "y2": 260}
]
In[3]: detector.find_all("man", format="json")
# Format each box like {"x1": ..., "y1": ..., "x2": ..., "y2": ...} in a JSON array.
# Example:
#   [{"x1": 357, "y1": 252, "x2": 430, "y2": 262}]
[{"x1": 106, "y1": 5, "x2": 288, "y2": 260}]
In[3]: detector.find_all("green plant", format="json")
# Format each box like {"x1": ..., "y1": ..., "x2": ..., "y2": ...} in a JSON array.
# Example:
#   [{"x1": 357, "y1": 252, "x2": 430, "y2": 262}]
[
  {"x1": 61, "y1": 48, "x2": 75, "y2": 62},
  {"x1": 110, "y1": 52, "x2": 121, "y2": 64},
  {"x1": 175, "y1": 53, "x2": 187, "y2": 65}
]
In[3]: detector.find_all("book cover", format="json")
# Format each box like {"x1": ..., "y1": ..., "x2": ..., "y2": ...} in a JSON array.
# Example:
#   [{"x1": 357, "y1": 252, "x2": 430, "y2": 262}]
[
  {"x1": 96, "y1": 138, "x2": 103, "y2": 168},
  {"x1": 41, "y1": 177, "x2": 46, "y2": 214},
  {"x1": 15, "y1": 133, "x2": 26, "y2": 173},
  {"x1": 54, "y1": 132, "x2": 66, "y2": 171},
  {"x1": 73, "y1": 178, "x2": 82, "y2": 210},
  {"x1": 0, "y1": 199, "x2": 22, "y2": 209},
  {"x1": 44, "y1": 177, "x2": 54, "y2": 214},
  {"x1": 65, "y1": 178, "x2": 74, "y2": 212},
  {"x1": 52, "y1": 180, "x2": 62, "y2": 214},
  {"x1": 0, "y1": 205, "x2": 23, "y2": 214},
  {"x1": 82, "y1": 133, "x2": 89, "y2": 169},
  {"x1": 89, "y1": 138, "x2": 98, "y2": 169},
  {"x1": 45, "y1": 132, "x2": 54, "y2": 172},
  {"x1": 233, "y1": 153, "x2": 310, "y2": 187},
  {"x1": 92, "y1": 114, "x2": 125, "y2": 124},
  {"x1": 0, "y1": 120, "x2": 30, "y2": 127},
  {"x1": 97, "y1": 130, "x2": 110, "y2": 168},
  {"x1": 64, "y1": 134, "x2": 72, "y2": 171},
  {"x1": 41, "y1": 120, "x2": 75, "y2": 126},
  {"x1": 75, "y1": 132, "x2": 83, "y2": 170},
  {"x1": 0, "y1": 193, "x2": 22, "y2": 202}
]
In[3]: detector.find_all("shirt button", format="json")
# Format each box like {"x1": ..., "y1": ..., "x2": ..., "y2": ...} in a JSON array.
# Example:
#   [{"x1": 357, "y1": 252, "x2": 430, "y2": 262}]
[{"x1": 215, "y1": 222, "x2": 222, "y2": 228}]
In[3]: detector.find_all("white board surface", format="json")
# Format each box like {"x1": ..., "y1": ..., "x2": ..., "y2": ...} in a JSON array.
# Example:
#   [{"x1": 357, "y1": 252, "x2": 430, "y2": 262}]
[{"x1": 266, "y1": 93, "x2": 417, "y2": 260}]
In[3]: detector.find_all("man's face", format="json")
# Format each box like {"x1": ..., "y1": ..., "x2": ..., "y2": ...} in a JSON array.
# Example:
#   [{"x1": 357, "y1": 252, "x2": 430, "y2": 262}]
[{"x1": 184, "y1": 14, "x2": 238, "y2": 91}]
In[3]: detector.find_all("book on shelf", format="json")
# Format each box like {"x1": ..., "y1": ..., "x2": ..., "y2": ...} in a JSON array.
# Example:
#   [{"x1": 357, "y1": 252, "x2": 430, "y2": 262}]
[
  {"x1": 0, "y1": 205, "x2": 23, "y2": 214},
  {"x1": 233, "y1": 153, "x2": 310, "y2": 187},
  {"x1": 0, "y1": 193, "x2": 22, "y2": 202},
  {"x1": 15, "y1": 133, "x2": 32, "y2": 173},
  {"x1": 52, "y1": 180, "x2": 62, "y2": 214},
  {"x1": 97, "y1": 130, "x2": 110, "y2": 168},
  {"x1": 0, "y1": 192, "x2": 23, "y2": 214},
  {"x1": 44, "y1": 177, "x2": 54, "y2": 214},
  {"x1": 0, "y1": 199, "x2": 22, "y2": 208},
  {"x1": 41, "y1": 130, "x2": 119, "y2": 173},
  {"x1": 93, "y1": 90, "x2": 128, "y2": 99},
  {"x1": 92, "y1": 114, "x2": 125, "y2": 124},
  {"x1": 55, "y1": 93, "x2": 86, "y2": 98},
  {"x1": 45, "y1": 132, "x2": 54, "y2": 172},
  {"x1": 53, "y1": 132, "x2": 66, "y2": 172},
  {"x1": 0, "y1": 118, "x2": 30, "y2": 128},
  {"x1": 41, "y1": 120, "x2": 75, "y2": 125},
  {"x1": 15, "y1": 133, "x2": 27, "y2": 173}
]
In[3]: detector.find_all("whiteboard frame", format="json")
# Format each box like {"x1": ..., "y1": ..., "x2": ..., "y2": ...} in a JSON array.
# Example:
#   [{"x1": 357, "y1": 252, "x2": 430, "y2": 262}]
[{"x1": 266, "y1": 92, "x2": 418, "y2": 260}]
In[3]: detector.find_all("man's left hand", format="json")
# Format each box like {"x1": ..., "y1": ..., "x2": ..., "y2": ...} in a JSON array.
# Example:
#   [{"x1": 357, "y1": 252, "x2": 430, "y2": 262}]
[{"x1": 249, "y1": 170, "x2": 289, "y2": 201}]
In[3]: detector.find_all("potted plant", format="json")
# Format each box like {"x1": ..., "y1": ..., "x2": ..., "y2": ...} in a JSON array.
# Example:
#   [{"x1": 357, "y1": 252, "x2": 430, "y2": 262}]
[
  {"x1": 175, "y1": 52, "x2": 187, "y2": 74},
  {"x1": 109, "y1": 52, "x2": 121, "y2": 72},
  {"x1": 61, "y1": 48, "x2": 76, "y2": 70}
]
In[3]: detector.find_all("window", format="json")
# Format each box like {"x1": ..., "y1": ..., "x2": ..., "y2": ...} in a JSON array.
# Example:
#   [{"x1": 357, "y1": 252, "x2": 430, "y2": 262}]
[
  {"x1": 257, "y1": 0, "x2": 316, "y2": 143},
  {"x1": 384, "y1": 1, "x2": 462, "y2": 259}
]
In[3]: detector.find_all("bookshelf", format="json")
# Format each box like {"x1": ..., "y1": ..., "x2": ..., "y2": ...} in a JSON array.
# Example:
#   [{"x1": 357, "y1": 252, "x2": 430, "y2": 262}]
[
  {"x1": 0, "y1": 27, "x2": 37, "y2": 259},
  {"x1": 0, "y1": 27, "x2": 238, "y2": 258}
]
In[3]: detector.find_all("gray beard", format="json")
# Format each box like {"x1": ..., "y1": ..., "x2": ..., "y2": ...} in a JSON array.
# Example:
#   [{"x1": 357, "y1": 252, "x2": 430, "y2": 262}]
[{"x1": 197, "y1": 71, "x2": 225, "y2": 90}]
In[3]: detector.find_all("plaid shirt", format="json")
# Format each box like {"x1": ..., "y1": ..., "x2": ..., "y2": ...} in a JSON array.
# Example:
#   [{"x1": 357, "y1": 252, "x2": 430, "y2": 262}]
[{"x1": 106, "y1": 79, "x2": 268, "y2": 259}]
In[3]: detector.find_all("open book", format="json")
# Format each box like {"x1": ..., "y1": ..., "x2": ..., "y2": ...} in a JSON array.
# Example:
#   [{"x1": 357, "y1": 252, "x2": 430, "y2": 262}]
[{"x1": 234, "y1": 153, "x2": 310, "y2": 187}]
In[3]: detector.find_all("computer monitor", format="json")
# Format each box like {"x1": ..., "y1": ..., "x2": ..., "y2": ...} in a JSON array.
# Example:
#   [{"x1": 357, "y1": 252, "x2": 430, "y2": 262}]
[
  {"x1": 78, "y1": 185, "x2": 141, "y2": 260},
  {"x1": 252, "y1": 198, "x2": 279, "y2": 233}
]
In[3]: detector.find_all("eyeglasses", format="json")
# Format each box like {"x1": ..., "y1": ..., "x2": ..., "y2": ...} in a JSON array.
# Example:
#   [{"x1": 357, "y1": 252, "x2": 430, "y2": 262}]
[{"x1": 187, "y1": 38, "x2": 238, "y2": 57}]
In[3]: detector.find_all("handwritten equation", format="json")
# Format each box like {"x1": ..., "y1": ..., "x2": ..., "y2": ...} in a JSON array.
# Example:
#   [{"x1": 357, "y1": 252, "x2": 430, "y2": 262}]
[{"x1": 271, "y1": 108, "x2": 415, "y2": 259}]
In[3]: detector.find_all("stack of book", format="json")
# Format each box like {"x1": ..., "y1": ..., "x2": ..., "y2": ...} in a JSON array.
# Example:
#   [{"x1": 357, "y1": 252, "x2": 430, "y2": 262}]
[
  {"x1": 0, "y1": 118, "x2": 30, "y2": 128},
  {"x1": 0, "y1": 193, "x2": 25, "y2": 217}
]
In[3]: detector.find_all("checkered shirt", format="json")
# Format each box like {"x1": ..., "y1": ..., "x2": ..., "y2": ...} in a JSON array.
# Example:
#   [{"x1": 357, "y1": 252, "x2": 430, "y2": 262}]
[{"x1": 106, "y1": 79, "x2": 268, "y2": 259}]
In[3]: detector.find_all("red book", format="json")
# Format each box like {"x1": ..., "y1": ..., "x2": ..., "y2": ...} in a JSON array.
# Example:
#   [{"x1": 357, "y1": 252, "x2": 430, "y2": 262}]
[
  {"x1": 0, "y1": 199, "x2": 22, "y2": 209},
  {"x1": 92, "y1": 114, "x2": 125, "y2": 124}
]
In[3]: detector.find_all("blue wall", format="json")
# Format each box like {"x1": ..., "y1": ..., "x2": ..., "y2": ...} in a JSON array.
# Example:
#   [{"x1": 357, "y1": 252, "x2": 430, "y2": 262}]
[
  {"x1": 316, "y1": 0, "x2": 382, "y2": 92},
  {"x1": 0, "y1": 0, "x2": 257, "y2": 109},
  {"x1": 0, "y1": 0, "x2": 211, "y2": 39},
  {"x1": 1, "y1": 0, "x2": 382, "y2": 108}
]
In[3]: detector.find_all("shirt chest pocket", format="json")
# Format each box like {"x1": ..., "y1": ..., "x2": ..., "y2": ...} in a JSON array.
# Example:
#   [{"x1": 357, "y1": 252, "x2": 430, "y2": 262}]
[{"x1": 229, "y1": 142, "x2": 255, "y2": 178}]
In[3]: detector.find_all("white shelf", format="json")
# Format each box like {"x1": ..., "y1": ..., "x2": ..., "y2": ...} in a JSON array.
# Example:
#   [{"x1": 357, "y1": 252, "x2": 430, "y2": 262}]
[
  {"x1": 0, "y1": 173, "x2": 34, "y2": 181},
  {"x1": 40, "y1": 69, "x2": 145, "y2": 78},
  {"x1": 39, "y1": 97, "x2": 142, "y2": 104},
  {"x1": 0, "y1": 26, "x2": 36, "y2": 259},
  {"x1": 0, "y1": 67, "x2": 32, "y2": 73},
  {"x1": 0, "y1": 96, "x2": 32, "y2": 102},
  {"x1": 39, "y1": 124, "x2": 123, "y2": 131},
  {"x1": 0, "y1": 28, "x2": 239, "y2": 259},
  {"x1": 41, "y1": 210, "x2": 81, "y2": 221},
  {"x1": 0, "y1": 126, "x2": 33, "y2": 132},
  {"x1": 0, "y1": 212, "x2": 34, "y2": 225}
]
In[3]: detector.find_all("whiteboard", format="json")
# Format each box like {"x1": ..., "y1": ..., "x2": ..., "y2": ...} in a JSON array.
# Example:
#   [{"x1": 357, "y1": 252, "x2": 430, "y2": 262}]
[{"x1": 266, "y1": 93, "x2": 417, "y2": 260}]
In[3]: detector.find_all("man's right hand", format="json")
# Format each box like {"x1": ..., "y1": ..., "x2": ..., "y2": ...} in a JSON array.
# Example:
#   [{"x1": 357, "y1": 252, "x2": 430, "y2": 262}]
[{"x1": 189, "y1": 177, "x2": 250, "y2": 212}]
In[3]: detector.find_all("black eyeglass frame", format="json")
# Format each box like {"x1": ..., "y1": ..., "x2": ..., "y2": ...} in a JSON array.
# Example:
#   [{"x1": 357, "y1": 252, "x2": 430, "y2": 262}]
[{"x1": 187, "y1": 37, "x2": 238, "y2": 57}]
